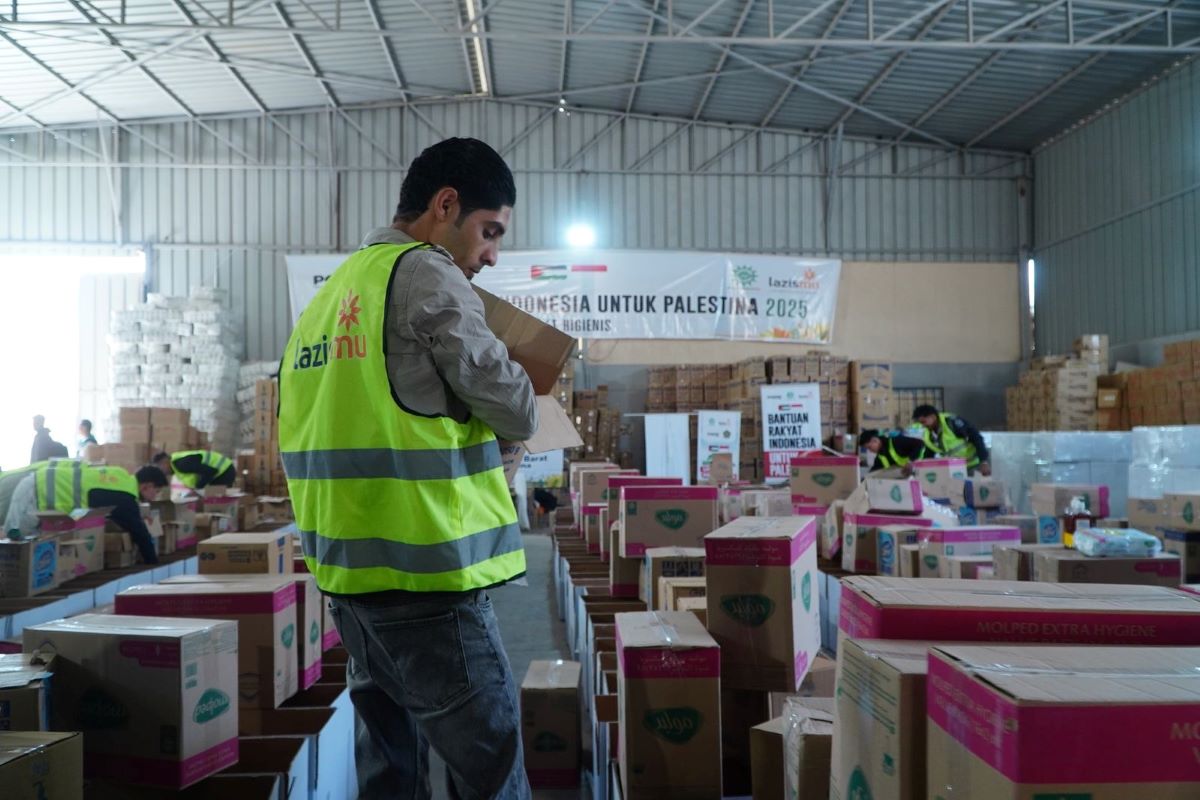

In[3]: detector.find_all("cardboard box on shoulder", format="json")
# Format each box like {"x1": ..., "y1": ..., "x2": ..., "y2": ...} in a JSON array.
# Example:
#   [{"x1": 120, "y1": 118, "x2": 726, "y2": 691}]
[
  {"x1": 704, "y1": 516, "x2": 821, "y2": 692},
  {"x1": 615, "y1": 611, "x2": 721, "y2": 800},
  {"x1": 22, "y1": 614, "x2": 237, "y2": 788},
  {"x1": 0, "y1": 731, "x2": 83, "y2": 799},
  {"x1": 928, "y1": 645, "x2": 1200, "y2": 799},
  {"x1": 198, "y1": 532, "x2": 294, "y2": 575},
  {"x1": 521, "y1": 659, "x2": 581, "y2": 790},
  {"x1": 114, "y1": 581, "x2": 298, "y2": 708},
  {"x1": 832, "y1": 639, "x2": 929, "y2": 800},
  {"x1": 838, "y1": 576, "x2": 1200, "y2": 645}
]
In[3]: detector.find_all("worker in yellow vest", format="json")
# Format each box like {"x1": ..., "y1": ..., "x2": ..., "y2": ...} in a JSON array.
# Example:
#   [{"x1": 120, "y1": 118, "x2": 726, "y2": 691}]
[
  {"x1": 912, "y1": 404, "x2": 991, "y2": 475},
  {"x1": 152, "y1": 450, "x2": 235, "y2": 490},
  {"x1": 278, "y1": 138, "x2": 537, "y2": 800},
  {"x1": 5, "y1": 460, "x2": 168, "y2": 564},
  {"x1": 859, "y1": 429, "x2": 930, "y2": 473}
]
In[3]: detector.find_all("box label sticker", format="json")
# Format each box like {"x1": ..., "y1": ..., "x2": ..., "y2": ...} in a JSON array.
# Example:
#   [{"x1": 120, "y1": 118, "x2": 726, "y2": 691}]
[
  {"x1": 643, "y1": 707, "x2": 703, "y2": 744},
  {"x1": 193, "y1": 689, "x2": 231, "y2": 724},
  {"x1": 655, "y1": 509, "x2": 689, "y2": 529},
  {"x1": 281, "y1": 624, "x2": 295, "y2": 648},
  {"x1": 720, "y1": 594, "x2": 776, "y2": 626},
  {"x1": 812, "y1": 472, "x2": 835, "y2": 487},
  {"x1": 801, "y1": 572, "x2": 812, "y2": 611}
]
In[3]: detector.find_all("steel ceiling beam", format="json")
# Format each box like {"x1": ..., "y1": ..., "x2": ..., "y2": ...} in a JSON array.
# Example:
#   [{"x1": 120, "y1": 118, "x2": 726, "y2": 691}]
[
  {"x1": 758, "y1": 0, "x2": 854, "y2": 129},
  {"x1": 364, "y1": 0, "x2": 410, "y2": 101},
  {"x1": 621, "y1": 0, "x2": 956, "y2": 147},
  {"x1": 875, "y1": 0, "x2": 955, "y2": 42},
  {"x1": 0, "y1": 94, "x2": 104, "y2": 159},
  {"x1": 623, "y1": 0, "x2": 659, "y2": 114},
  {"x1": 693, "y1": 128, "x2": 754, "y2": 172},
  {"x1": 823, "y1": 0, "x2": 959, "y2": 133},
  {"x1": 168, "y1": 0, "x2": 269, "y2": 113},
  {"x1": 559, "y1": 114, "x2": 622, "y2": 169},
  {"x1": 690, "y1": 0, "x2": 756, "y2": 122}
]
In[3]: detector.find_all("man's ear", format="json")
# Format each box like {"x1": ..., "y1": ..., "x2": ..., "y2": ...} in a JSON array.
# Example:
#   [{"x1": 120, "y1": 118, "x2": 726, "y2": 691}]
[{"x1": 433, "y1": 187, "x2": 459, "y2": 221}]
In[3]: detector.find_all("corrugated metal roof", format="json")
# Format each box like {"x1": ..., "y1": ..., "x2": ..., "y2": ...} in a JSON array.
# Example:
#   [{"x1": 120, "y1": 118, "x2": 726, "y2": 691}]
[{"x1": 0, "y1": 0, "x2": 1196, "y2": 152}]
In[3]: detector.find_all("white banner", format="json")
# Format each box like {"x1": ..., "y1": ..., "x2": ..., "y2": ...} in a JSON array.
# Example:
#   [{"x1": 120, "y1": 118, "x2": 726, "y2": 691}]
[
  {"x1": 520, "y1": 450, "x2": 564, "y2": 487},
  {"x1": 761, "y1": 383, "x2": 823, "y2": 483},
  {"x1": 696, "y1": 410, "x2": 741, "y2": 484},
  {"x1": 644, "y1": 413, "x2": 692, "y2": 486},
  {"x1": 285, "y1": 249, "x2": 841, "y2": 343}
]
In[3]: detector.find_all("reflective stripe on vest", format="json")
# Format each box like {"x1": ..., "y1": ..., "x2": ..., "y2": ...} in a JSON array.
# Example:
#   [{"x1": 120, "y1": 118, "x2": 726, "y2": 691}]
[
  {"x1": 920, "y1": 412, "x2": 979, "y2": 468},
  {"x1": 171, "y1": 450, "x2": 233, "y2": 489},
  {"x1": 876, "y1": 438, "x2": 906, "y2": 470},
  {"x1": 36, "y1": 460, "x2": 137, "y2": 513},
  {"x1": 278, "y1": 241, "x2": 525, "y2": 594}
]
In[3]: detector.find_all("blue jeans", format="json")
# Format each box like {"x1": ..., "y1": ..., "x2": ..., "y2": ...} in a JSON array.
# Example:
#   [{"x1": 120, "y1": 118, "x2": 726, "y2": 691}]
[{"x1": 329, "y1": 591, "x2": 531, "y2": 800}]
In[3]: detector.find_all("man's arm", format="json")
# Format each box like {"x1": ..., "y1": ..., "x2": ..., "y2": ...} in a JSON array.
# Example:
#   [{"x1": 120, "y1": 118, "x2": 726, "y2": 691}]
[
  {"x1": 4, "y1": 475, "x2": 37, "y2": 537},
  {"x1": 896, "y1": 436, "x2": 929, "y2": 462},
  {"x1": 173, "y1": 454, "x2": 216, "y2": 489},
  {"x1": 92, "y1": 490, "x2": 158, "y2": 564},
  {"x1": 406, "y1": 255, "x2": 538, "y2": 441},
  {"x1": 951, "y1": 416, "x2": 989, "y2": 462}
]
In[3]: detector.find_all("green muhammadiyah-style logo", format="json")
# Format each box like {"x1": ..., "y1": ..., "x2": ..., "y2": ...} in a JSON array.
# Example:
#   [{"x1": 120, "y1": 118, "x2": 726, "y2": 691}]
[
  {"x1": 310, "y1": 620, "x2": 320, "y2": 645},
  {"x1": 534, "y1": 731, "x2": 568, "y2": 752},
  {"x1": 889, "y1": 486, "x2": 902, "y2": 502},
  {"x1": 721, "y1": 594, "x2": 776, "y2": 626},
  {"x1": 80, "y1": 687, "x2": 130, "y2": 729},
  {"x1": 281, "y1": 624, "x2": 295, "y2": 648},
  {"x1": 193, "y1": 689, "x2": 231, "y2": 724},
  {"x1": 923, "y1": 555, "x2": 939, "y2": 570},
  {"x1": 1184, "y1": 502, "x2": 1195, "y2": 525},
  {"x1": 924, "y1": 472, "x2": 937, "y2": 484},
  {"x1": 731, "y1": 265, "x2": 758, "y2": 288},
  {"x1": 644, "y1": 707, "x2": 703, "y2": 744},
  {"x1": 845, "y1": 533, "x2": 854, "y2": 546},
  {"x1": 811, "y1": 473, "x2": 836, "y2": 487},
  {"x1": 847, "y1": 766, "x2": 874, "y2": 800},
  {"x1": 801, "y1": 572, "x2": 812, "y2": 611},
  {"x1": 656, "y1": 509, "x2": 689, "y2": 529},
  {"x1": 978, "y1": 486, "x2": 991, "y2": 501}
]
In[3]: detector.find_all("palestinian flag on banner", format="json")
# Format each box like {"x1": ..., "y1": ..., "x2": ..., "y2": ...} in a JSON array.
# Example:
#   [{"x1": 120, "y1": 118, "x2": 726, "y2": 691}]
[{"x1": 530, "y1": 265, "x2": 568, "y2": 280}]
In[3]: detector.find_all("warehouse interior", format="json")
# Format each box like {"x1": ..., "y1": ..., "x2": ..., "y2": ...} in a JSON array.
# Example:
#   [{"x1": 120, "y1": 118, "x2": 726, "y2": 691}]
[{"x1": 2, "y1": 0, "x2": 1200, "y2": 798}]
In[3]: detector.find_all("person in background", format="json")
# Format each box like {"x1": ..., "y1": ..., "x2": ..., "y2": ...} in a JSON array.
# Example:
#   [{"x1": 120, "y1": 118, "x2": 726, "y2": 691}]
[
  {"x1": 30, "y1": 416, "x2": 67, "y2": 463},
  {"x1": 5, "y1": 461, "x2": 166, "y2": 564},
  {"x1": 912, "y1": 404, "x2": 991, "y2": 476},
  {"x1": 278, "y1": 137, "x2": 535, "y2": 800},
  {"x1": 858, "y1": 429, "x2": 929, "y2": 474},
  {"x1": 76, "y1": 419, "x2": 98, "y2": 456},
  {"x1": 152, "y1": 450, "x2": 235, "y2": 490}
]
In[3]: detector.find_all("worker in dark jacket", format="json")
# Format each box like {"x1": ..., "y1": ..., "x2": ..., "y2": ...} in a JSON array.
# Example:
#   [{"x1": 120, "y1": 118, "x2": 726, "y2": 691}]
[
  {"x1": 859, "y1": 429, "x2": 930, "y2": 473},
  {"x1": 152, "y1": 450, "x2": 236, "y2": 490},
  {"x1": 30, "y1": 416, "x2": 68, "y2": 464},
  {"x1": 912, "y1": 404, "x2": 991, "y2": 475}
]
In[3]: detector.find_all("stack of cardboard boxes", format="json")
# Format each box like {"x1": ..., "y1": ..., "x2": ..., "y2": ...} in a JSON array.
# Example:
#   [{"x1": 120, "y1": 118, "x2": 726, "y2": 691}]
[
  {"x1": 1124, "y1": 338, "x2": 1200, "y2": 426},
  {"x1": 892, "y1": 387, "x2": 942, "y2": 429},
  {"x1": 247, "y1": 378, "x2": 287, "y2": 496},
  {"x1": 571, "y1": 386, "x2": 624, "y2": 465},
  {"x1": 849, "y1": 361, "x2": 893, "y2": 434},
  {"x1": 99, "y1": 406, "x2": 207, "y2": 472},
  {"x1": 1006, "y1": 353, "x2": 1103, "y2": 431}
]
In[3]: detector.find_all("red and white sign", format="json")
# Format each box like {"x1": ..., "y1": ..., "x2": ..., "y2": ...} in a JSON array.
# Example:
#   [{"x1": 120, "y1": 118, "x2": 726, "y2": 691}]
[{"x1": 760, "y1": 383, "x2": 823, "y2": 483}]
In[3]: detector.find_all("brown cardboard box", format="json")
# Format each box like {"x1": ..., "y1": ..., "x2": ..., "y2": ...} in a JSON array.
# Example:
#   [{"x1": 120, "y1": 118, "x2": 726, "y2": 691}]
[
  {"x1": 918, "y1": 525, "x2": 1021, "y2": 578},
  {"x1": 521, "y1": 659, "x2": 581, "y2": 790},
  {"x1": 606, "y1": 476, "x2": 683, "y2": 536},
  {"x1": 910, "y1": 458, "x2": 968, "y2": 500},
  {"x1": 620, "y1": 486, "x2": 719, "y2": 557},
  {"x1": 1032, "y1": 549, "x2": 1183, "y2": 586},
  {"x1": 641, "y1": 546, "x2": 705, "y2": 609},
  {"x1": 118, "y1": 407, "x2": 151, "y2": 426},
  {"x1": 831, "y1": 638, "x2": 929, "y2": 800},
  {"x1": 1129, "y1": 497, "x2": 1171, "y2": 533},
  {"x1": 0, "y1": 653, "x2": 53, "y2": 731},
  {"x1": 1030, "y1": 482, "x2": 1110, "y2": 518},
  {"x1": 1165, "y1": 530, "x2": 1200, "y2": 583},
  {"x1": 842, "y1": 514, "x2": 933, "y2": 574},
  {"x1": 944, "y1": 554, "x2": 995, "y2": 579},
  {"x1": 781, "y1": 697, "x2": 835, "y2": 800},
  {"x1": 928, "y1": 644, "x2": 1200, "y2": 799},
  {"x1": 676, "y1": 595, "x2": 707, "y2": 624},
  {"x1": 876, "y1": 525, "x2": 924, "y2": 577},
  {"x1": 1164, "y1": 493, "x2": 1200, "y2": 532},
  {"x1": 0, "y1": 731, "x2": 83, "y2": 799},
  {"x1": 750, "y1": 714, "x2": 786, "y2": 800},
  {"x1": 198, "y1": 532, "x2": 295, "y2": 575},
  {"x1": 838, "y1": 575, "x2": 1200, "y2": 644},
  {"x1": 993, "y1": 513, "x2": 1039, "y2": 544},
  {"x1": 103, "y1": 533, "x2": 136, "y2": 569},
  {"x1": 705, "y1": 516, "x2": 821, "y2": 692},
  {"x1": 992, "y1": 543, "x2": 1065, "y2": 581},
  {"x1": 864, "y1": 478, "x2": 923, "y2": 514},
  {"x1": 719, "y1": 688, "x2": 771, "y2": 795},
  {"x1": 150, "y1": 407, "x2": 191, "y2": 428},
  {"x1": 608, "y1": 525, "x2": 641, "y2": 599},
  {"x1": 850, "y1": 362, "x2": 893, "y2": 393},
  {"x1": 1097, "y1": 387, "x2": 1120, "y2": 408},
  {"x1": 898, "y1": 544, "x2": 920, "y2": 577},
  {"x1": 616, "y1": 611, "x2": 721, "y2": 800},
  {"x1": 163, "y1": 573, "x2": 323, "y2": 691},
  {"x1": 0, "y1": 539, "x2": 58, "y2": 598},
  {"x1": 788, "y1": 455, "x2": 860, "y2": 505},
  {"x1": 22, "y1": 614, "x2": 237, "y2": 788},
  {"x1": 661, "y1": 576, "x2": 707, "y2": 610},
  {"x1": 115, "y1": 581, "x2": 298, "y2": 708}
]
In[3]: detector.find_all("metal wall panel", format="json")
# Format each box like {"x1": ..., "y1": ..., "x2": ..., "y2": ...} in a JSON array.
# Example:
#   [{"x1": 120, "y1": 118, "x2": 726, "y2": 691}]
[
  {"x1": 1033, "y1": 59, "x2": 1200, "y2": 354},
  {"x1": 0, "y1": 100, "x2": 1025, "y2": 361},
  {"x1": 78, "y1": 273, "x2": 144, "y2": 437}
]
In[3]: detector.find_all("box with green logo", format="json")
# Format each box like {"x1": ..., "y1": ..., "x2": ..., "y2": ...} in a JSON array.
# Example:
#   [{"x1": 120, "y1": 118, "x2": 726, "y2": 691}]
[
  {"x1": 619, "y1": 486, "x2": 719, "y2": 557},
  {"x1": 910, "y1": 458, "x2": 968, "y2": 500},
  {"x1": 864, "y1": 477, "x2": 923, "y2": 514},
  {"x1": 0, "y1": 730, "x2": 82, "y2": 798},
  {"x1": 162, "y1": 573, "x2": 323, "y2": 691},
  {"x1": 22, "y1": 613, "x2": 238, "y2": 789},
  {"x1": 1164, "y1": 493, "x2": 1200, "y2": 532},
  {"x1": 704, "y1": 516, "x2": 821, "y2": 692},
  {"x1": 615, "y1": 611, "x2": 721, "y2": 799},
  {"x1": 114, "y1": 580, "x2": 298, "y2": 709},
  {"x1": 520, "y1": 659, "x2": 581, "y2": 790},
  {"x1": 831, "y1": 638, "x2": 929, "y2": 800},
  {"x1": 789, "y1": 455, "x2": 860, "y2": 505},
  {"x1": 842, "y1": 514, "x2": 933, "y2": 574},
  {"x1": 947, "y1": 477, "x2": 1008, "y2": 509},
  {"x1": 917, "y1": 525, "x2": 1021, "y2": 578}
]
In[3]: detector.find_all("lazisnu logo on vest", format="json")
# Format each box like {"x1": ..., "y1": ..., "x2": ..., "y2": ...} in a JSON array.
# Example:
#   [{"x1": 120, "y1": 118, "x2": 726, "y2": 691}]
[{"x1": 293, "y1": 289, "x2": 368, "y2": 369}]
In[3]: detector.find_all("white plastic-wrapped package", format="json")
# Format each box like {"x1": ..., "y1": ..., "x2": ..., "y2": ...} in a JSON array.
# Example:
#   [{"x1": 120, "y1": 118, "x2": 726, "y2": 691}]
[
  {"x1": 1159, "y1": 426, "x2": 1200, "y2": 468},
  {"x1": 1073, "y1": 528, "x2": 1162, "y2": 557}
]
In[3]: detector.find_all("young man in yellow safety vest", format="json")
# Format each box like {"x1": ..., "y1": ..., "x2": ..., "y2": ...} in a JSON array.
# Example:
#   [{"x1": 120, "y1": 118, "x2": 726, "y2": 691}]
[
  {"x1": 152, "y1": 450, "x2": 236, "y2": 490},
  {"x1": 912, "y1": 404, "x2": 992, "y2": 475},
  {"x1": 278, "y1": 138, "x2": 537, "y2": 800},
  {"x1": 859, "y1": 429, "x2": 930, "y2": 473}
]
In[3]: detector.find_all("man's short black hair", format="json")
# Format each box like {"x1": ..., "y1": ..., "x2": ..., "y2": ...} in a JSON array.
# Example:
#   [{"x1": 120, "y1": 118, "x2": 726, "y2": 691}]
[
  {"x1": 136, "y1": 466, "x2": 169, "y2": 488},
  {"x1": 152, "y1": 451, "x2": 170, "y2": 464},
  {"x1": 912, "y1": 404, "x2": 939, "y2": 420},
  {"x1": 858, "y1": 429, "x2": 881, "y2": 447},
  {"x1": 394, "y1": 138, "x2": 516, "y2": 223},
  {"x1": 80, "y1": 419, "x2": 92, "y2": 432}
]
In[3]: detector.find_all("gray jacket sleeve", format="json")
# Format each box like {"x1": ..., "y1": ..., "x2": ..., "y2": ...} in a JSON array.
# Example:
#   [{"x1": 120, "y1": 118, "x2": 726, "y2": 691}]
[{"x1": 405, "y1": 253, "x2": 539, "y2": 441}]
